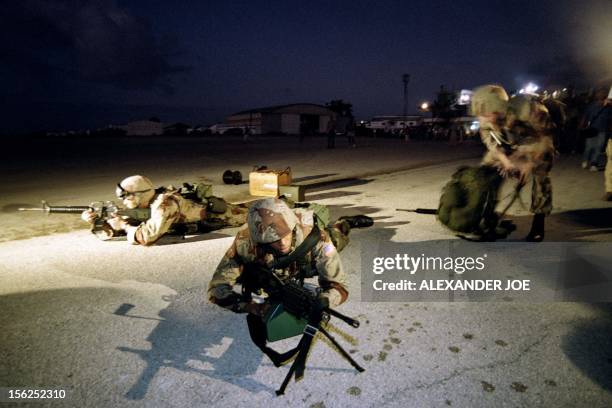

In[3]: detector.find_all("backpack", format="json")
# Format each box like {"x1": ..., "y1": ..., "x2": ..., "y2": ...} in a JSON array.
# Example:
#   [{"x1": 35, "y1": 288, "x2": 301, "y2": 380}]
[
  {"x1": 437, "y1": 166, "x2": 503, "y2": 234},
  {"x1": 174, "y1": 182, "x2": 213, "y2": 202}
]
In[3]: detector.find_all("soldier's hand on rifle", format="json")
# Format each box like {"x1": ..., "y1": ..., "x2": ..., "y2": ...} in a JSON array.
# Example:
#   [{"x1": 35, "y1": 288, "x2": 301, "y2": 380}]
[
  {"x1": 245, "y1": 302, "x2": 270, "y2": 317},
  {"x1": 317, "y1": 296, "x2": 330, "y2": 310},
  {"x1": 81, "y1": 209, "x2": 97, "y2": 224},
  {"x1": 106, "y1": 216, "x2": 128, "y2": 231}
]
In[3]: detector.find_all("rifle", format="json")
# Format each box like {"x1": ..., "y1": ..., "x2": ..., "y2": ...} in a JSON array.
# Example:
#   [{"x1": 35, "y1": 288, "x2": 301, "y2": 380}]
[
  {"x1": 17, "y1": 200, "x2": 215, "y2": 240},
  {"x1": 396, "y1": 208, "x2": 438, "y2": 215},
  {"x1": 240, "y1": 262, "x2": 364, "y2": 396}
]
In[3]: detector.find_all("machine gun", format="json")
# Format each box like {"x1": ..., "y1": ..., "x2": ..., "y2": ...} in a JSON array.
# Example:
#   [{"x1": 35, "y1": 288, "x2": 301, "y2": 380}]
[
  {"x1": 240, "y1": 262, "x2": 364, "y2": 396},
  {"x1": 17, "y1": 200, "x2": 217, "y2": 240}
]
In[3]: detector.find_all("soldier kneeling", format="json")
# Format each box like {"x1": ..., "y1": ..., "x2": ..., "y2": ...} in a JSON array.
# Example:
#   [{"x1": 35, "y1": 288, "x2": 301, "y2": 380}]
[{"x1": 207, "y1": 198, "x2": 372, "y2": 366}]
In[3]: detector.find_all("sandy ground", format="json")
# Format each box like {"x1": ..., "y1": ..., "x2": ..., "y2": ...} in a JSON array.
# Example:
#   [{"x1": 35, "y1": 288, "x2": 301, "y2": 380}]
[{"x1": 1, "y1": 137, "x2": 611, "y2": 407}]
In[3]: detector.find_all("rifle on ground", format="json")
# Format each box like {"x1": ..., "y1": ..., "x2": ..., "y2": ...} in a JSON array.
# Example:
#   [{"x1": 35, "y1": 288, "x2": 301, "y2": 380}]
[
  {"x1": 240, "y1": 262, "x2": 364, "y2": 396},
  {"x1": 396, "y1": 208, "x2": 438, "y2": 214}
]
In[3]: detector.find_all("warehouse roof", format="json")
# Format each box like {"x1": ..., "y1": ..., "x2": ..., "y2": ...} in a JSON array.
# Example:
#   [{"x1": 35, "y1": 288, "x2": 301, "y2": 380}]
[{"x1": 231, "y1": 103, "x2": 333, "y2": 116}]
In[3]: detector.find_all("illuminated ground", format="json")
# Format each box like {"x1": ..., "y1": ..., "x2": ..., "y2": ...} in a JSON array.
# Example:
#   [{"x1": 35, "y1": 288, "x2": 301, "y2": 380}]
[{"x1": 1, "y1": 137, "x2": 611, "y2": 407}]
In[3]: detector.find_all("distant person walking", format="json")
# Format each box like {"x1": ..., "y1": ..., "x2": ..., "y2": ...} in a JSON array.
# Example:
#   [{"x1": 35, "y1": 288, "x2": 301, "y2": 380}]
[
  {"x1": 243, "y1": 126, "x2": 251, "y2": 144},
  {"x1": 327, "y1": 117, "x2": 336, "y2": 149},
  {"x1": 581, "y1": 88, "x2": 611, "y2": 171},
  {"x1": 401, "y1": 125, "x2": 411, "y2": 143},
  {"x1": 346, "y1": 119, "x2": 357, "y2": 147},
  {"x1": 448, "y1": 124, "x2": 457, "y2": 145}
]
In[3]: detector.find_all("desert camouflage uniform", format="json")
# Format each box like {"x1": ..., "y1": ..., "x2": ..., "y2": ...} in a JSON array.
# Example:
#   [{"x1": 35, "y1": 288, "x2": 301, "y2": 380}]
[
  {"x1": 480, "y1": 97, "x2": 555, "y2": 215},
  {"x1": 208, "y1": 204, "x2": 348, "y2": 309},
  {"x1": 125, "y1": 191, "x2": 248, "y2": 245}
]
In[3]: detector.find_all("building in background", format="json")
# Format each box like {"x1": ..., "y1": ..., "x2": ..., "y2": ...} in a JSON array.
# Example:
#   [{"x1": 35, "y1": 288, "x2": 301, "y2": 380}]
[
  {"x1": 365, "y1": 115, "x2": 423, "y2": 132},
  {"x1": 225, "y1": 103, "x2": 335, "y2": 135},
  {"x1": 126, "y1": 120, "x2": 164, "y2": 136}
]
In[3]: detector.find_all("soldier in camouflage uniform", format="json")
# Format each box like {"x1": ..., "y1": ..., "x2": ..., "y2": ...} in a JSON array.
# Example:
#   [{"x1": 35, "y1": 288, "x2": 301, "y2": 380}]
[
  {"x1": 208, "y1": 198, "x2": 359, "y2": 312},
  {"x1": 81, "y1": 175, "x2": 248, "y2": 245},
  {"x1": 208, "y1": 198, "x2": 371, "y2": 365},
  {"x1": 472, "y1": 85, "x2": 555, "y2": 241}
]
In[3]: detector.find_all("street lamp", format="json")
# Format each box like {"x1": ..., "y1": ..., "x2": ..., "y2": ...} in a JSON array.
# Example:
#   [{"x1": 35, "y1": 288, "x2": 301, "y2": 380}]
[{"x1": 403, "y1": 74, "x2": 411, "y2": 119}]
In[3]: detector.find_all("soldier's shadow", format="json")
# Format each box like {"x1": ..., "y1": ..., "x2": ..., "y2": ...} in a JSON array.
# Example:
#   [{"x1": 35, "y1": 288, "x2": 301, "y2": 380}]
[
  {"x1": 561, "y1": 303, "x2": 612, "y2": 391},
  {"x1": 116, "y1": 288, "x2": 275, "y2": 399},
  {"x1": 503, "y1": 207, "x2": 612, "y2": 242}
]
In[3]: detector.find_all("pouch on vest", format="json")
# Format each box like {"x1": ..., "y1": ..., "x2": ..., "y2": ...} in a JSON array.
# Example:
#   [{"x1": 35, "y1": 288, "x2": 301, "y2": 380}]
[
  {"x1": 287, "y1": 201, "x2": 330, "y2": 230},
  {"x1": 177, "y1": 182, "x2": 214, "y2": 202}
]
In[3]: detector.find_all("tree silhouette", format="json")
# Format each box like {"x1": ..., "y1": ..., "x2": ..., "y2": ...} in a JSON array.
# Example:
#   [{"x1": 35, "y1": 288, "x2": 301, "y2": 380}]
[{"x1": 326, "y1": 100, "x2": 353, "y2": 117}]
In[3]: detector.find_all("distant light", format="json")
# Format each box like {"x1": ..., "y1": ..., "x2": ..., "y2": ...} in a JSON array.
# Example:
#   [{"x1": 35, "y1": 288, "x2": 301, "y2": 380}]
[
  {"x1": 519, "y1": 89, "x2": 525, "y2": 94},
  {"x1": 420, "y1": 102, "x2": 429, "y2": 110},
  {"x1": 470, "y1": 121, "x2": 480, "y2": 131},
  {"x1": 360, "y1": 120, "x2": 365, "y2": 124},
  {"x1": 563, "y1": 88, "x2": 567, "y2": 91},
  {"x1": 457, "y1": 89, "x2": 473, "y2": 105},
  {"x1": 524, "y1": 82, "x2": 539, "y2": 95}
]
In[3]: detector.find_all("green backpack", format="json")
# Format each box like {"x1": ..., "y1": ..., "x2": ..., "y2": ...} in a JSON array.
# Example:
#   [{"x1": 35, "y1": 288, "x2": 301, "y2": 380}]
[{"x1": 437, "y1": 166, "x2": 503, "y2": 234}]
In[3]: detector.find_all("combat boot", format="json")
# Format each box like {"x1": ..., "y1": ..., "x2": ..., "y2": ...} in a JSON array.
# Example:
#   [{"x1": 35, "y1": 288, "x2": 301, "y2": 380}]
[
  {"x1": 494, "y1": 219, "x2": 517, "y2": 239},
  {"x1": 525, "y1": 214, "x2": 545, "y2": 242},
  {"x1": 338, "y1": 215, "x2": 374, "y2": 229}
]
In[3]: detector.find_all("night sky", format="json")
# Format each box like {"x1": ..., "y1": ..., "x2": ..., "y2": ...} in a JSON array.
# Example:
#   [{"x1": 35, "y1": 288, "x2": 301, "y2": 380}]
[{"x1": 2, "y1": 0, "x2": 610, "y2": 133}]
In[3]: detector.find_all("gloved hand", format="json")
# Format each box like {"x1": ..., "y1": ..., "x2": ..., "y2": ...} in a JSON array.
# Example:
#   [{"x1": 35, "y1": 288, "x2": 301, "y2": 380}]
[
  {"x1": 106, "y1": 216, "x2": 128, "y2": 231},
  {"x1": 81, "y1": 209, "x2": 97, "y2": 224},
  {"x1": 245, "y1": 302, "x2": 271, "y2": 317},
  {"x1": 317, "y1": 295, "x2": 330, "y2": 310}
]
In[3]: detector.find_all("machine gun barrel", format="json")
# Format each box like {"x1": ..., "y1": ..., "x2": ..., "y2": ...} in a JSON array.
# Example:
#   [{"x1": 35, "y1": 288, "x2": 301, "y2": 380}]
[{"x1": 18, "y1": 201, "x2": 91, "y2": 214}]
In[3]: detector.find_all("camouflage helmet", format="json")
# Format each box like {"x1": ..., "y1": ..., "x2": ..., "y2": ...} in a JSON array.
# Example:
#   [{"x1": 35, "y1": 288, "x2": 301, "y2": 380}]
[
  {"x1": 116, "y1": 175, "x2": 154, "y2": 195},
  {"x1": 507, "y1": 95, "x2": 534, "y2": 122},
  {"x1": 116, "y1": 175, "x2": 155, "y2": 208},
  {"x1": 470, "y1": 85, "x2": 509, "y2": 117},
  {"x1": 248, "y1": 198, "x2": 298, "y2": 244},
  {"x1": 508, "y1": 95, "x2": 550, "y2": 129}
]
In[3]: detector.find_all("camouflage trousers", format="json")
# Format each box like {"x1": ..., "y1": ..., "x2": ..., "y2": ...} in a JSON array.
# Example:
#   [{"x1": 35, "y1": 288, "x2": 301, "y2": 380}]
[
  {"x1": 483, "y1": 152, "x2": 553, "y2": 215},
  {"x1": 328, "y1": 220, "x2": 351, "y2": 252},
  {"x1": 530, "y1": 162, "x2": 553, "y2": 215},
  {"x1": 209, "y1": 201, "x2": 249, "y2": 227}
]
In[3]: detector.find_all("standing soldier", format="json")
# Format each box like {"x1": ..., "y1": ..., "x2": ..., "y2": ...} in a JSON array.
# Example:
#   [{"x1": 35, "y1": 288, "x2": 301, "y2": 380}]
[
  {"x1": 327, "y1": 117, "x2": 336, "y2": 149},
  {"x1": 207, "y1": 198, "x2": 371, "y2": 365},
  {"x1": 347, "y1": 118, "x2": 357, "y2": 147},
  {"x1": 471, "y1": 85, "x2": 555, "y2": 241},
  {"x1": 81, "y1": 175, "x2": 249, "y2": 245}
]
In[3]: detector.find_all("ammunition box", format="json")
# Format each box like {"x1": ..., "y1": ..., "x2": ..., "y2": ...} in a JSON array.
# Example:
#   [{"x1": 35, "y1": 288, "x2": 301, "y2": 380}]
[
  {"x1": 278, "y1": 185, "x2": 305, "y2": 201},
  {"x1": 264, "y1": 303, "x2": 307, "y2": 342},
  {"x1": 249, "y1": 167, "x2": 292, "y2": 197}
]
